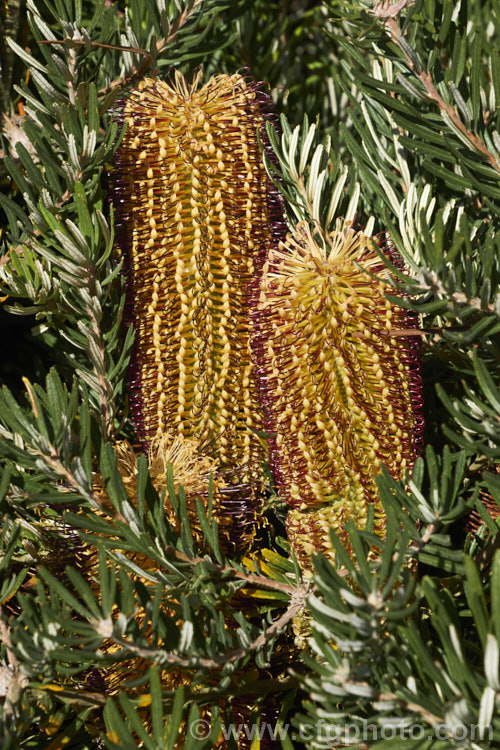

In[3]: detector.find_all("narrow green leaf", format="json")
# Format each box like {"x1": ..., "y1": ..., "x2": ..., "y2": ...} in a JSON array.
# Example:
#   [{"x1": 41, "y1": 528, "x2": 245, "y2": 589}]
[
  {"x1": 166, "y1": 687, "x2": 185, "y2": 750},
  {"x1": 118, "y1": 693, "x2": 153, "y2": 746},
  {"x1": 99, "y1": 442, "x2": 129, "y2": 508},
  {"x1": 473, "y1": 352, "x2": 500, "y2": 412},
  {"x1": 74, "y1": 182, "x2": 94, "y2": 246},
  {"x1": 492, "y1": 50, "x2": 500, "y2": 108},
  {"x1": 450, "y1": 29, "x2": 467, "y2": 84},
  {"x1": 149, "y1": 667, "x2": 164, "y2": 741},
  {"x1": 472, "y1": 492, "x2": 499, "y2": 534},
  {"x1": 177, "y1": 485, "x2": 194, "y2": 556},
  {"x1": 78, "y1": 400, "x2": 93, "y2": 485},
  {"x1": 471, "y1": 36, "x2": 482, "y2": 126},
  {"x1": 37, "y1": 567, "x2": 93, "y2": 620},
  {"x1": 135, "y1": 453, "x2": 148, "y2": 520},
  {"x1": 464, "y1": 555, "x2": 489, "y2": 649},
  {"x1": 7, "y1": 37, "x2": 48, "y2": 73},
  {"x1": 64, "y1": 567, "x2": 102, "y2": 618},
  {"x1": 103, "y1": 698, "x2": 136, "y2": 748},
  {"x1": 491, "y1": 551, "x2": 500, "y2": 643},
  {"x1": 438, "y1": 0, "x2": 454, "y2": 43}
]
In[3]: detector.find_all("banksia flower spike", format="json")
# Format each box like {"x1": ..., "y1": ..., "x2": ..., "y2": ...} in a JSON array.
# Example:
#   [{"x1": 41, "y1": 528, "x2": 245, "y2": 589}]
[
  {"x1": 253, "y1": 220, "x2": 423, "y2": 564},
  {"x1": 111, "y1": 71, "x2": 285, "y2": 546},
  {"x1": 112, "y1": 71, "x2": 282, "y2": 478}
]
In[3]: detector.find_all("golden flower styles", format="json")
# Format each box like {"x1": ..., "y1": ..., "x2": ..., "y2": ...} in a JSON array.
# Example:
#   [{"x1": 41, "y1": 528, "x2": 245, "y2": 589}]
[
  {"x1": 112, "y1": 71, "x2": 284, "y2": 490},
  {"x1": 252, "y1": 221, "x2": 423, "y2": 562}
]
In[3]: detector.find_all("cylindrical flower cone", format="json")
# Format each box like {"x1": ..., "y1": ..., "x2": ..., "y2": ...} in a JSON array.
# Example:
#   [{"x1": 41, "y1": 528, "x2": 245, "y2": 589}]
[
  {"x1": 111, "y1": 70, "x2": 285, "y2": 547},
  {"x1": 112, "y1": 71, "x2": 283, "y2": 483},
  {"x1": 252, "y1": 220, "x2": 423, "y2": 564}
]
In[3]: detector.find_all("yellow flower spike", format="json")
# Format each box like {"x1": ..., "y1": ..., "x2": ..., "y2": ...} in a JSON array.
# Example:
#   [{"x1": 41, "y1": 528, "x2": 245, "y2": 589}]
[
  {"x1": 253, "y1": 220, "x2": 423, "y2": 565},
  {"x1": 113, "y1": 71, "x2": 282, "y2": 480},
  {"x1": 112, "y1": 71, "x2": 286, "y2": 549}
]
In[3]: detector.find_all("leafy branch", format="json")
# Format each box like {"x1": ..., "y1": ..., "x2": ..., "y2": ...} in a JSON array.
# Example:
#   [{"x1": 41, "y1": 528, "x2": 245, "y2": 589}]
[{"x1": 373, "y1": 0, "x2": 500, "y2": 176}]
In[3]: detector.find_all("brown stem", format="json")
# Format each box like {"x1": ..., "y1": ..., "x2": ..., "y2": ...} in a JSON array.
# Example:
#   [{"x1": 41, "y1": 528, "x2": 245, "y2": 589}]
[
  {"x1": 0, "y1": 617, "x2": 17, "y2": 671},
  {"x1": 0, "y1": 0, "x2": 22, "y2": 115},
  {"x1": 421, "y1": 522, "x2": 437, "y2": 544},
  {"x1": 41, "y1": 0, "x2": 208, "y2": 100},
  {"x1": 30, "y1": 443, "x2": 124, "y2": 519},
  {"x1": 376, "y1": 10, "x2": 500, "y2": 175},
  {"x1": 86, "y1": 304, "x2": 114, "y2": 440},
  {"x1": 38, "y1": 40, "x2": 151, "y2": 55},
  {"x1": 20, "y1": 378, "x2": 112, "y2": 511},
  {"x1": 184, "y1": 674, "x2": 300, "y2": 702},
  {"x1": 408, "y1": 522, "x2": 437, "y2": 554},
  {"x1": 371, "y1": 0, "x2": 416, "y2": 19},
  {"x1": 107, "y1": 583, "x2": 311, "y2": 669},
  {"x1": 166, "y1": 0, "x2": 206, "y2": 44},
  {"x1": 166, "y1": 546, "x2": 303, "y2": 596},
  {"x1": 0, "y1": 615, "x2": 28, "y2": 718},
  {"x1": 425, "y1": 271, "x2": 498, "y2": 314},
  {"x1": 375, "y1": 689, "x2": 443, "y2": 726}
]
